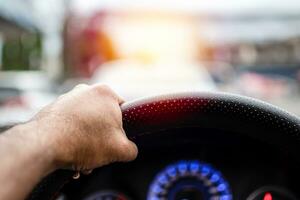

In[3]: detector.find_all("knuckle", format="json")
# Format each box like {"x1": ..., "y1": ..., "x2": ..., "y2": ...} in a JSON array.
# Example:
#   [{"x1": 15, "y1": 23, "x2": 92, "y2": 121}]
[
  {"x1": 92, "y1": 84, "x2": 113, "y2": 96},
  {"x1": 92, "y1": 84, "x2": 120, "y2": 102},
  {"x1": 96, "y1": 84, "x2": 112, "y2": 92},
  {"x1": 74, "y1": 83, "x2": 89, "y2": 89}
]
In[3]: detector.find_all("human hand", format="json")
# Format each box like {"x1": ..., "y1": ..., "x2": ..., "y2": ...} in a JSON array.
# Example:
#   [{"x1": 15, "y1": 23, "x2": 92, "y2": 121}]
[{"x1": 32, "y1": 84, "x2": 138, "y2": 171}]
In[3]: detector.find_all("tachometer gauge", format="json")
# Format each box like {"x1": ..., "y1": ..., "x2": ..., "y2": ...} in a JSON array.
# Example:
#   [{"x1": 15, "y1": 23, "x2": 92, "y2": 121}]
[
  {"x1": 147, "y1": 160, "x2": 232, "y2": 200},
  {"x1": 247, "y1": 186, "x2": 298, "y2": 200},
  {"x1": 83, "y1": 190, "x2": 130, "y2": 200}
]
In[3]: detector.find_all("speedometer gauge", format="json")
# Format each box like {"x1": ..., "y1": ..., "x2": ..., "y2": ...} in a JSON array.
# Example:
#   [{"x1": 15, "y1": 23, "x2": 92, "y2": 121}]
[
  {"x1": 147, "y1": 160, "x2": 232, "y2": 200},
  {"x1": 83, "y1": 190, "x2": 130, "y2": 200}
]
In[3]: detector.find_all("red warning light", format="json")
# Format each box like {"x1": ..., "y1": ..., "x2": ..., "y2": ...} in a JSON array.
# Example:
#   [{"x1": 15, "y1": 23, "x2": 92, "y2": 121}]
[{"x1": 263, "y1": 192, "x2": 273, "y2": 200}]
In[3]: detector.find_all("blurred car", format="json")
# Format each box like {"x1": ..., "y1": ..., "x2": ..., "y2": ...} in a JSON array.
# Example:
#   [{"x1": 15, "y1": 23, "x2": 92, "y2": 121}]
[
  {"x1": 234, "y1": 72, "x2": 298, "y2": 99},
  {"x1": 231, "y1": 66, "x2": 300, "y2": 115},
  {"x1": 0, "y1": 71, "x2": 57, "y2": 126}
]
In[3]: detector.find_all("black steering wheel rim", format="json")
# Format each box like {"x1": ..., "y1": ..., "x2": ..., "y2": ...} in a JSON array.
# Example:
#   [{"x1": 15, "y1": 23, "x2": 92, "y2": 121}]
[{"x1": 27, "y1": 92, "x2": 300, "y2": 200}]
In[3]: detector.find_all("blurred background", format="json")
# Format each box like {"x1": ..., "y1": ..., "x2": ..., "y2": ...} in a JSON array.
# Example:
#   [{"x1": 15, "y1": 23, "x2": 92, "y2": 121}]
[{"x1": 0, "y1": 0, "x2": 299, "y2": 128}]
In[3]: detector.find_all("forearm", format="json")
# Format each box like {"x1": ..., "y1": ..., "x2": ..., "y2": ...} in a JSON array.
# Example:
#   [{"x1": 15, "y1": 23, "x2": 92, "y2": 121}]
[
  {"x1": 0, "y1": 122, "x2": 57, "y2": 200},
  {"x1": 0, "y1": 84, "x2": 138, "y2": 200}
]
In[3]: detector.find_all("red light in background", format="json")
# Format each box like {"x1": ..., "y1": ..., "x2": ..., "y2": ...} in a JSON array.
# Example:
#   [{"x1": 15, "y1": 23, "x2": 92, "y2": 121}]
[{"x1": 263, "y1": 192, "x2": 273, "y2": 200}]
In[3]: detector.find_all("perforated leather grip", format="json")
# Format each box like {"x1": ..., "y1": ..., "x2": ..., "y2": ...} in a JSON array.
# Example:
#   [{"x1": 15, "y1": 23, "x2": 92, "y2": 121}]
[
  {"x1": 122, "y1": 92, "x2": 300, "y2": 152},
  {"x1": 27, "y1": 92, "x2": 300, "y2": 200}
]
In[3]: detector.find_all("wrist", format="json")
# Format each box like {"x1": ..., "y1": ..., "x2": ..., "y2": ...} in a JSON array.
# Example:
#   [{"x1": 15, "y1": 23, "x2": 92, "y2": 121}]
[
  {"x1": 8, "y1": 121, "x2": 60, "y2": 174},
  {"x1": 30, "y1": 115, "x2": 79, "y2": 170}
]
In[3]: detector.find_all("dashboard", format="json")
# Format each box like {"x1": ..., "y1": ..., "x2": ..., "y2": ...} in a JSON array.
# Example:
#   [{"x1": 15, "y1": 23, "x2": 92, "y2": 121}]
[{"x1": 61, "y1": 127, "x2": 300, "y2": 200}]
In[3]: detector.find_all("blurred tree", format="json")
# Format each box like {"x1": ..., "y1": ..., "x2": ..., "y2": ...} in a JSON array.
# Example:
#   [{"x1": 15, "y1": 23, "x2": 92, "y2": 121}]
[{"x1": 2, "y1": 34, "x2": 42, "y2": 71}]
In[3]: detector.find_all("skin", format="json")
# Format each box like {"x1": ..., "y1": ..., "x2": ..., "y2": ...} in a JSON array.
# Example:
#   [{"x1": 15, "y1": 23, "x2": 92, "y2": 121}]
[{"x1": 0, "y1": 84, "x2": 138, "y2": 200}]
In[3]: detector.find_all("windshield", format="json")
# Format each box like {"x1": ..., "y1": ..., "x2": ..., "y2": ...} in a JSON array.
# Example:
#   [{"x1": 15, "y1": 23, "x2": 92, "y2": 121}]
[{"x1": 0, "y1": 0, "x2": 299, "y2": 125}]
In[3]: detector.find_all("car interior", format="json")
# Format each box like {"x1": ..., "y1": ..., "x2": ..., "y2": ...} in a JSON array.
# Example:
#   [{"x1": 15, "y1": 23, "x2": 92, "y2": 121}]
[
  {"x1": 27, "y1": 92, "x2": 300, "y2": 200},
  {"x1": 0, "y1": 1, "x2": 300, "y2": 200}
]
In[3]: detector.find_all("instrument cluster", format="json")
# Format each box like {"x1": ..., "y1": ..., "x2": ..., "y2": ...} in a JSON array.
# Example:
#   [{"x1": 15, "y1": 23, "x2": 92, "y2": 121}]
[
  {"x1": 81, "y1": 158, "x2": 298, "y2": 200},
  {"x1": 64, "y1": 128, "x2": 300, "y2": 200}
]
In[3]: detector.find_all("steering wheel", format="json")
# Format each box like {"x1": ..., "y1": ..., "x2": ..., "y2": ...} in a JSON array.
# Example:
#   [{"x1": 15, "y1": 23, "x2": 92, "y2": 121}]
[{"x1": 27, "y1": 92, "x2": 300, "y2": 200}]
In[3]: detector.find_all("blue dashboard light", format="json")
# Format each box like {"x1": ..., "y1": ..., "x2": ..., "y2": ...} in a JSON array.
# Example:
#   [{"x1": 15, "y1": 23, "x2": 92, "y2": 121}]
[
  {"x1": 152, "y1": 184, "x2": 163, "y2": 194},
  {"x1": 217, "y1": 183, "x2": 227, "y2": 192},
  {"x1": 178, "y1": 162, "x2": 188, "y2": 174},
  {"x1": 210, "y1": 173, "x2": 221, "y2": 183},
  {"x1": 157, "y1": 174, "x2": 168, "y2": 185},
  {"x1": 166, "y1": 166, "x2": 177, "y2": 178},
  {"x1": 149, "y1": 197, "x2": 159, "y2": 200},
  {"x1": 190, "y1": 161, "x2": 201, "y2": 173},
  {"x1": 201, "y1": 165, "x2": 211, "y2": 176},
  {"x1": 220, "y1": 195, "x2": 232, "y2": 200},
  {"x1": 147, "y1": 160, "x2": 232, "y2": 200}
]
